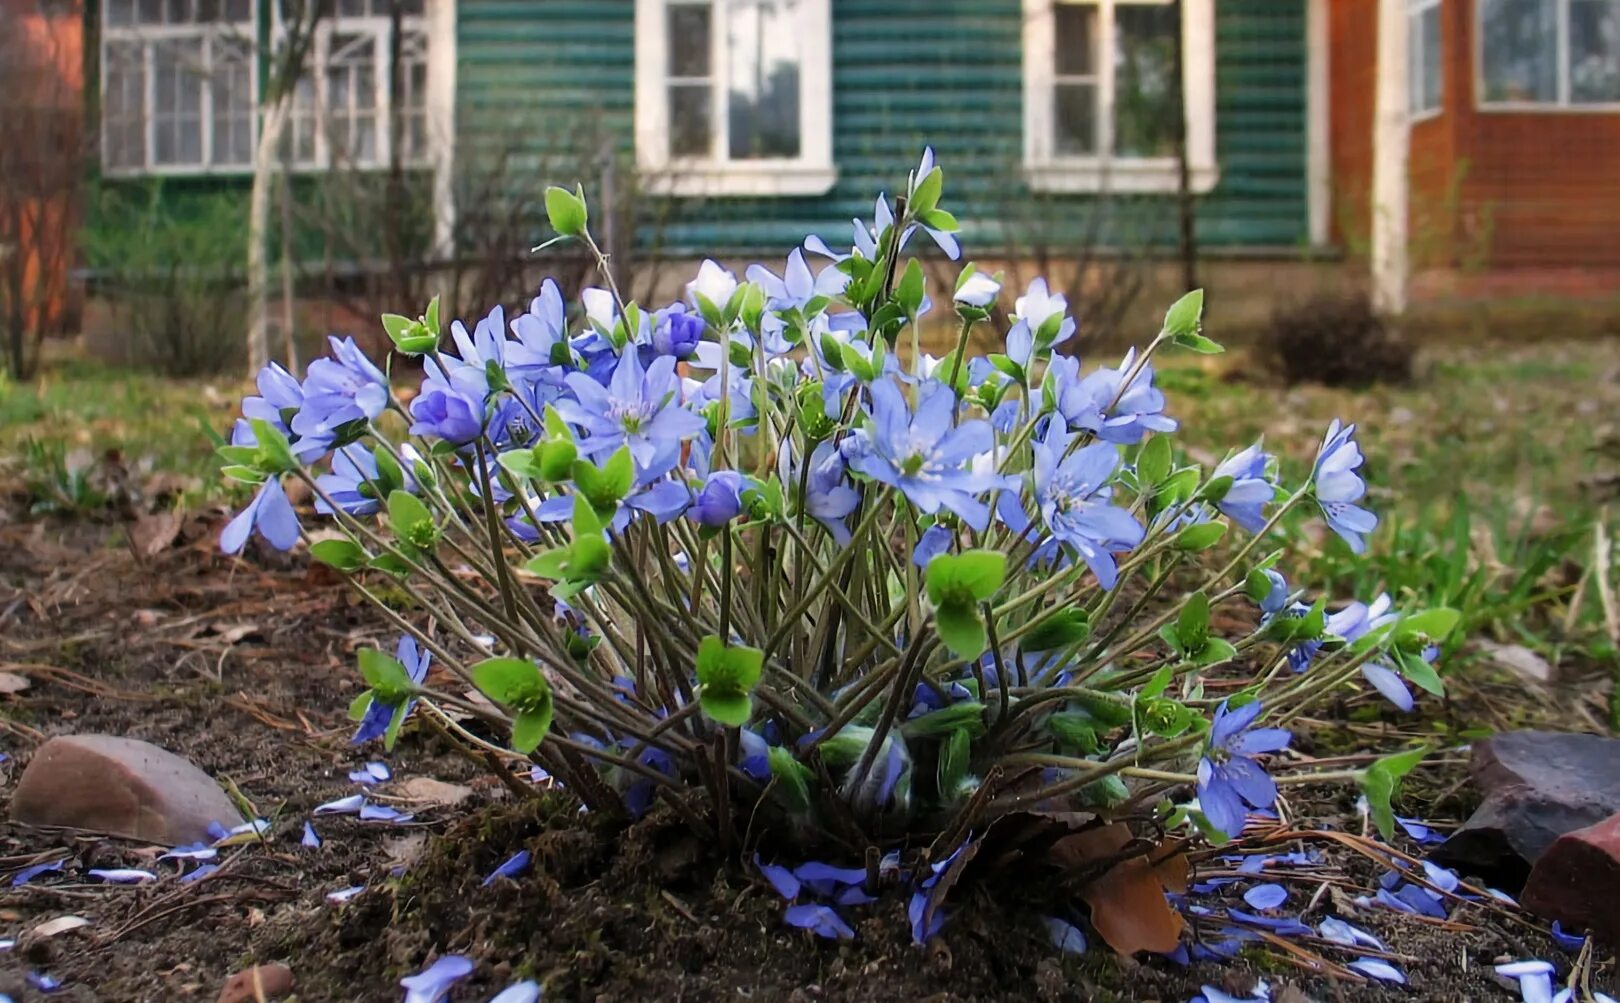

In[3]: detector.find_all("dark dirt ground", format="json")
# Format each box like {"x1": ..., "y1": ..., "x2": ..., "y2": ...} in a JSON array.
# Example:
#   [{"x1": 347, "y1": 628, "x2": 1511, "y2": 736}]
[{"x1": 0, "y1": 505, "x2": 1609, "y2": 1002}]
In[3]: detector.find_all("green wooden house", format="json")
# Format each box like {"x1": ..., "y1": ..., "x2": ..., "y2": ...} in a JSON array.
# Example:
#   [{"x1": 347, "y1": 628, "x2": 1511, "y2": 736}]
[{"x1": 89, "y1": 0, "x2": 1323, "y2": 261}]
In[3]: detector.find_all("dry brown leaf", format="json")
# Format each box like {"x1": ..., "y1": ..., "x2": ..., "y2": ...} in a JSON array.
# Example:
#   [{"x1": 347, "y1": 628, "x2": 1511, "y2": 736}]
[
  {"x1": 0, "y1": 671, "x2": 30, "y2": 694},
  {"x1": 382, "y1": 833, "x2": 428, "y2": 869},
  {"x1": 396, "y1": 776, "x2": 473, "y2": 808},
  {"x1": 129, "y1": 511, "x2": 181, "y2": 557},
  {"x1": 1080, "y1": 855, "x2": 1186, "y2": 956},
  {"x1": 31, "y1": 915, "x2": 90, "y2": 938}
]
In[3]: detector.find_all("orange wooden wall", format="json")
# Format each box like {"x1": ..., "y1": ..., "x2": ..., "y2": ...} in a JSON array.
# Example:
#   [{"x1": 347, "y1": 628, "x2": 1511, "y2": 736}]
[{"x1": 1330, "y1": 0, "x2": 1620, "y2": 270}]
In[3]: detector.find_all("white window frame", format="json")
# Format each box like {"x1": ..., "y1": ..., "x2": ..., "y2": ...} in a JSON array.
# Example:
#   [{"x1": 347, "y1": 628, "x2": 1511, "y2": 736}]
[
  {"x1": 1476, "y1": 0, "x2": 1620, "y2": 112},
  {"x1": 100, "y1": 3, "x2": 259, "y2": 177},
  {"x1": 278, "y1": 3, "x2": 431, "y2": 171},
  {"x1": 1022, "y1": 0, "x2": 1217, "y2": 194},
  {"x1": 1408, "y1": 0, "x2": 1444, "y2": 120},
  {"x1": 633, "y1": 0, "x2": 836, "y2": 197}
]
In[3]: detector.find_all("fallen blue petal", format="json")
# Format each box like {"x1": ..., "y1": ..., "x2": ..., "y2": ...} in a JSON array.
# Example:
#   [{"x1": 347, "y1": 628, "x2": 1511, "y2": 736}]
[
  {"x1": 180, "y1": 864, "x2": 219, "y2": 884},
  {"x1": 358, "y1": 802, "x2": 413, "y2": 823},
  {"x1": 1350, "y1": 957, "x2": 1406, "y2": 984},
  {"x1": 1549, "y1": 921, "x2": 1585, "y2": 950},
  {"x1": 401, "y1": 954, "x2": 474, "y2": 1003},
  {"x1": 792, "y1": 861, "x2": 867, "y2": 895},
  {"x1": 908, "y1": 889, "x2": 948, "y2": 944},
  {"x1": 0, "y1": 938, "x2": 14, "y2": 950},
  {"x1": 482, "y1": 849, "x2": 531, "y2": 887},
  {"x1": 159, "y1": 843, "x2": 218, "y2": 863},
  {"x1": 834, "y1": 884, "x2": 877, "y2": 906},
  {"x1": 784, "y1": 903, "x2": 855, "y2": 940},
  {"x1": 1226, "y1": 909, "x2": 1312, "y2": 937},
  {"x1": 210, "y1": 818, "x2": 271, "y2": 844},
  {"x1": 87, "y1": 868, "x2": 158, "y2": 884},
  {"x1": 1317, "y1": 916, "x2": 1385, "y2": 951},
  {"x1": 1421, "y1": 859, "x2": 1460, "y2": 893},
  {"x1": 1193, "y1": 981, "x2": 1271, "y2": 1003},
  {"x1": 302, "y1": 822, "x2": 322, "y2": 848},
  {"x1": 349, "y1": 761, "x2": 392, "y2": 784},
  {"x1": 1042, "y1": 916, "x2": 1087, "y2": 955},
  {"x1": 489, "y1": 980, "x2": 543, "y2": 1003},
  {"x1": 1495, "y1": 960, "x2": 1554, "y2": 979},
  {"x1": 1242, "y1": 883, "x2": 1288, "y2": 910},
  {"x1": 754, "y1": 855, "x2": 800, "y2": 900},
  {"x1": 26, "y1": 971, "x2": 60, "y2": 992},
  {"x1": 314, "y1": 794, "x2": 366, "y2": 815},
  {"x1": 325, "y1": 885, "x2": 365, "y2": 904},
  {"x1": 10, "y1": 859, "x2": 64, "y2": 887}
]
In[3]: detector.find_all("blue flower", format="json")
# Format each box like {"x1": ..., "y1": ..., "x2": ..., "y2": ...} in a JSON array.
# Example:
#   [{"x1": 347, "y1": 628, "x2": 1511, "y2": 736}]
[
  {"x1": 689, "y1": 471, "x2": 748, "y2": 528},
  {"x1": 845, "y1": 380, "x2": 1007, "y2": 532},
  {"x1": 234, "y1": 363, "x2": 328, "y2": 462},
  {"x1": 1211, "y1": 443, "x2": 1276, "y2": 533},
  {"x1": 508, "y1": 278, "x2": 573, "y2": 380},
  {"x1": 221, "y1": 478, "x2": 299, "y2": 555},
  {"x1": 1030, "y1": 425, "x2": 1143, "y2": 589},
  {"x1": 912, "y1": 524, "x2": 953, "y2": 568},
  {"x1": 1009, "y1": 277, "x2": 1075, "y2": 359},
  {"x1": 953, "y1": 270, "x2": 1001, "y2": 308},
  {"x1": 314, "y1": 445, "x2": 411, "y2": 517},
  {"x1": 409, "y1": 384, "x2": 484, "y2": 445},
  {"x1": 746, "y1": 248, "x2": 847, "y2": 312},
  {"x1": 906, "y1": 147, "x2": 960, "y2": 259},
  {"x1": 557, "y1": 350, "x2": 706, "y2": 466},
  {"x1": 1327, "y1": 594, "x2": 1418, "y2": 711},
  {"x1": 784, "y1": 903, "x2": 855, "y2": 940},
  {"x1": 400, "y1": 955, "x2": 473, "y2": 1003},
  {"x1": 686, "y1": 259, "x2": 738, "y2": 311},
  {"x1": 352, "y1": 635, "x2": 431, "y2": 744},
  {"x1": 292, "y1": 336, "x2": 389, "y2": 443},
  {"x1": 652, "y1": 302, "x2": 703, "y2": 360},
  {"x1": 780, "y1": 439, "x2": 861, "y2": 544},
  {"x1": 1313, "y1": 420, "x2": 1377, "y2": 553},
  {"x1": 1196, "y1": 700, "x2": 1290, "y2": 838},
  {"x1": 1051, "y1": 350, "x2": 1176, "y2": 445}
]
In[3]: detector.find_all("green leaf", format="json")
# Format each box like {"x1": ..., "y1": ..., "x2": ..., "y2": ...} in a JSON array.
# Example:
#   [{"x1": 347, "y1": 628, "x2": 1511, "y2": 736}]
[
  {"x1": 1193, "y1": 637, "x2": 1238, "y2": 667},
  {"x1": 1178, "y1": 591, "x2": 1211, "y2": 652},
  {"x1": 699, "y1": 690, "x2": 751, "y2": 727},
  {"x1": 1141, "y1": 664, "x2": 1175, "y2": 699},
  {"x1": 896, "y1": 259, "x2": 926, "y2": 314},
  {"x1": 383, "y1": 700, "x2": 410, "y2": 751},
  {"x1": 1199, "y1": 475, "x2": 1234, "y2": 504},
  {"x1": 248, "y1": 419, "x2": 298, "y2": 473},
  {"x1": 522, "y1": 549, "x2": 570, "y2": 580},
  {"x1": 1161, "y1": 289, "x2": 1205, "y2": 340},
  {"x1": 1244, "y1": 568, "x2": 1275, "y2": 603},
  {"x1": 768, "y1": 746, "x2": 814, "y2": 812},
  {"x1": 1362, "y1": 746, "x2": 1429, "y2": 840},
  {"x1": 358, "y1": 648, "x2": 412, "y2": 703},
  {"x1": 937, "y1": 727, "x2": 971, "y2": 799},
  {"x1": 925, "y1": 549, "x2": 1006, "y2": 607},
  {"x1": 1139, "y1": 697, "x2": 1195, "y2": 737},
  {"x1": 910, "y1": 166, "x2": 943, "y2": 215},
  {"x1": 1396, "y1": 608, "x2": 1462, "y2": 644},
  {"x1": 347, "y1": 690, "x2": 374, "y2": 721},
  {"x1": 310, "y1": 538, "x2": 366, "y2": 571},
  {"x1": 471, "y1": 657, "x2": 545, "y2": 705},
  {"x1": 425, "y1": 294, "x2": 440, "y2": 334},
  {"x1": 387, "y1": 491, "x2": 437, "y2": 549},
  {"x1": 1046, "y1": 713, "x2": 1101, "y2": 754},
  {"x1": 380, "y1": 313, "x2": 413, "y2": 341},
  {"x1": 695, "y1": 636, "x2": 763, "y2": 727},
  {"x1": 917, "y1": 207, "x2": 958, "y2": 232},
  {"x1": 1071, "y1": 692, "x2": 1134, "y2": 727},
  {"x1": 934, "y1": 600, "x2": 986, "y2": 659},
  {"x1": 902, "y1": 701, "x2": 987, "y2": 739},
  {"x1": 1150, "y1": 468, "x2": 1200, "y2": 517},
  {"x1": 511, "y1": 706, "x2": 553, "y2": 753},
  {"x1": 1174, "y1": 522, "x2": 1227, "y2": 553},
  {"x1": 373, "y1": 447, "x2": 405, "y2": 496},
  {"x1": 1137, "y1": 435, "x2": 1172, "y2": 486},
  {"x1": 368, "y1": 553, "x2": 412, "y2": 577},
  {"x1": 544, "y1": 184, "x2": 588, "y2": 237},
  {"x1": 498, "y1": 448, "x2": 544, "y2": 479},
  {"x1": 1021, "y1": 609, "x2": 1091, "y2": 652},
  {"x1": 1394, "y1": 648, "x2": 1445, "y2": 696},
  {"x1": 1172, "y1": 331, "x2": 1225, "y2": 354}
]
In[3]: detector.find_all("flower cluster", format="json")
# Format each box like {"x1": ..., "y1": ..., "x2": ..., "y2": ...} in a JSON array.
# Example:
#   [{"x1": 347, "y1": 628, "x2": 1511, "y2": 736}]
[{"x1": 218, "y1": 152, "x2": 1462, "y2": 962}]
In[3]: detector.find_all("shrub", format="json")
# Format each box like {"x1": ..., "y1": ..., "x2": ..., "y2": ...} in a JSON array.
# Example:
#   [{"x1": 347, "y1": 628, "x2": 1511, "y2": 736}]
[
  {"x1": 1261, "y1": 291, "x2": 1415, "y2": 387},
  {"x1": 219, "y1": 154, "x2": 1457, "y2": 951},
  {"x1": 82, "y1": 186, "x2": 246, "y2": 377}
]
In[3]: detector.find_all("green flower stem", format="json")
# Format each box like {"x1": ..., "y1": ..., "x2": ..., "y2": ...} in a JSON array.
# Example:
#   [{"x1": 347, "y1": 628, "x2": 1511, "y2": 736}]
[
  {"x1": 1272, "y1": 769, "x2": 1365, "y2": 786},
  {"x1": 777, "y1": 519, "x2": 903, "y2": 659},
  {"x1": 846, "y1": 626, "x2": 934, "y2": 791},
  {"x1": 944, "y1": 315, "x2": 974, "y2": 396},
  {"x1": 988, "y1": 731, "x2": 1204, "y2": 814},
  {"x1": 474, "y1": 439, "x2": 525, "y2": 627},
  {"x1": 763, "y1": 497, "x2": 889, "y2": 661},
  {"x1": 580, "y1": 229, "x2": 628, "y2": 318}
]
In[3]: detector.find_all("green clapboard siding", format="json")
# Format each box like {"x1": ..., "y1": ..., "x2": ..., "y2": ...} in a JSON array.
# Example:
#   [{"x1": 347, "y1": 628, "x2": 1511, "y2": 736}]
[{"x1": 455, "y1": 0, "x2": 1308, "y2": 257}]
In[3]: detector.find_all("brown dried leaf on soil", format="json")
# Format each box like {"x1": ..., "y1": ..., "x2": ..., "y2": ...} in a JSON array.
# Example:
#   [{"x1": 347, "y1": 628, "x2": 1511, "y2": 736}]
[{"x1": 1058, "y1": 823, "x2": 1189, "y2": 956}]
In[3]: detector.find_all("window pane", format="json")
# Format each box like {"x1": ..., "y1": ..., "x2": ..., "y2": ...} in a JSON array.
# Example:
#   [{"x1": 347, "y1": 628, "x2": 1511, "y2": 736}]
[
  {"x1": 106, "y1": 0, "x2": 134, "y2": 27},
  {"x1": 1570, "y1": 0, "x2": 1620, "y2": 103},
  {"x1": 103, "y1": 39, "x2": 147, "y2": 169},
  {"x1": 338, "y1": 0, "x2": 367, "y2": 16},
  {"x1": 1481, "y1": 0, "x2": 1557, "y2": 102},
  {"x1": 1054, "y1": 81, "x2": 1096, "y2": 155},
  {"x1": 225, "y1": 0, "x2": 251, "y2": 20},
  {"x1": 726, "y1": 0, "x2": 800, "y2": 160},
  {"x1": 1114, "y1": 3, "x2": 1178, "y2": 158},
  {"x1": 138, "y1": 0, "x2": 163, "y2": 24},
  {"x1": 152, "y1": 37, "x2": 205, "y2": 165},
  {"x1": 164, "y1": 0, "x2": 192, "y2": 23},
  {"x1": 327, "y1": 31, "x2": 378, "y2": 164},
  {"x1": 668, "y1": 3, "x2": 710, "y2": 78},
  {"x1": 1409, "y1": 4, "x2": 1443, "y2": 113},
  {"x1": 1053, "y1": 3, "x2": 1096, "y2": 77},
  {"x1": 669, "y1": 82, "x2": 710, "y2": 156},
  {"x1": 212, "y1": 36, "x2": 253, "y2": 166}
]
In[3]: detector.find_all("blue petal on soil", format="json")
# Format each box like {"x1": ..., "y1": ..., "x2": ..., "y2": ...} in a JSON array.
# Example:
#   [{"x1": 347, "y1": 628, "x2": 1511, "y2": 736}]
[
  {"x1": 1042, "y1": 916, "x2": 1088, "y2": 955},
  {"x1": 180, "y1": 864, "x2": 219, "y2": 885},
  {"x1": 1242, "y1": 883, "x2": 1288, "y2": 910},
  {"x1": 482, "y1": 849, "x2": 532, "y2": 887},
  {"x1": 1550, "y1": 921, "x2": 1586, "y2": 950},
  {"x1": 400, "y1": 955, "x2": 474, "y2": 1003},
  {"x1": 10, "y1": 860, "x2": 64, "y2": 887},
  {"x1": 302, "y1": 822, "x2": 322, "y2": 848},
  {"x1": 1349, "y1": 958, "x2": 1406, "y2": 984},
  {"x1": 87, "y1": 868, "x2": 158, "y2": 884},
  {"x1": 783, "y1": 903, "x2": 855, "y2": 940},
  {"x1": 753, "y1": 855, "x2": 801, "y2": 900},
  {"x1": 490, "y1": 981, "x2": 543, "y2": 1003}
]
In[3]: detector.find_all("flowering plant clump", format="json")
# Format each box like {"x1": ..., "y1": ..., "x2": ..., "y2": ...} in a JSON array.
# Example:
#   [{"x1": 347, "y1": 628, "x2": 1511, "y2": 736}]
[{"x1": 220, "y1": 153, "x2": 1459, "y2": 954}]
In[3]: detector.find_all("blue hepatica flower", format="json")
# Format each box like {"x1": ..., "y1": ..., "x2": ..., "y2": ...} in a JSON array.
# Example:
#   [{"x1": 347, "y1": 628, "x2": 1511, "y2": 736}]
[
  {"x1": 784, "y1": 903, "x2": 856, "y2": 940},
  {"x1": 1327, "y1": 594, "x2": 1419, "y2": 711},
  {"x1": 1212, "y1": 443, "x2": 1276, "y2": 534},
  {"x1": 906, "y1": 147, "x2": 961, "y2": 260},
  {"x1": 1313, "y1": 419, "x2": 1377, "y2": 553},
  {"x1": 688, "y1": 470, "x2": 749, "y2": 528},
  {"x1": 352, "y1": 635, "x2": 431, "y2": 745},
  {"x1": 651, "y1": 302, "x2": 704, "y2": 360},
  {"x1": 747, "y1": 247, "x2": 847, "y2": 312},
  {"x1": 686, "y1": 258, "x2": 739, "y2": 312},
  {"x1": 400, "y1": 955, "x2": 474, "y2": 1003},
  {"x1": 1197, "y1": 700, "x2": 1291, "y2": 838},
  {"x1": 235, "y1": 362, "x2": 327, "y2": 462},
  {"x1": 409, "y1": 382, "x2": 484, "y2": 445},
  {"x1": 845, "y1": 380, "x2": 1008, "y2": 532},
  {"x1": 314, "y1": 444, "x2": 415, "y2": 517},
  {"x1": 779, "y1": 439, "x2": 861, "y2": 544},
  {"x1": 1030, "y1": 425, "x2": 1144, "y2": 589},
  {"x1": 557, "y1": 349, "x2": 705, "y2": 466},
  {"x1": 221, "y1": 477, "x2": 299, "y2": 555},
  {"x1": 1050, "y1": 349, "x2": 1176, "y2": 445},
  {"x1": 291, "y1": 335, "x2": 389, "y2": 444},
  {"x1": 1007, "y1": 278, "x2": 1075, "y2": 365}
]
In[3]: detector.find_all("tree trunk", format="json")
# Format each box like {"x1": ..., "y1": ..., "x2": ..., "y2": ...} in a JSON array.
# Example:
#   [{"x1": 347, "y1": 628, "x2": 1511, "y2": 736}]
[{"x1": 247, "y1": 100, "x2": 290, "y2": 375}]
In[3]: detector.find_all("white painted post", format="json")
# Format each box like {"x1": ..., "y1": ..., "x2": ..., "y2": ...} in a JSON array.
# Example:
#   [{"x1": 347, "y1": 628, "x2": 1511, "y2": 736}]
[
  {"x1": 1372, "y1": 0, "x2": 1410, "y2": 314},
  {"x1": 427, "y1": 0, "x2": 457, "y2": 264},
  {"x1": 1306, "y1": 0, "x2": 1331, "y2": 249}
]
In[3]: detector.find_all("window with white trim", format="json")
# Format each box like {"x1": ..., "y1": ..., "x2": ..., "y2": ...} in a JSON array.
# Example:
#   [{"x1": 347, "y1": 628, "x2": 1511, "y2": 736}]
[
  {"x1": 101, "y1": 0, "x2": 256, "y2": 172},
  {"x1": 1022, "y1": 0, "x2": 1218, "y2": 193},
  {"x1": 99, "y1": 0, "x2": 430, "y2": 176},
  {"x1": 1408, "y1": 0, "x2": 1443, "y2": 117},
  {"x1": 634, "y1": 0, "x2": 835, "y2": 196},
  {"x1": 1479, "y1": 0, "x2": 1620, "y2": 107},
  {"x1": 283, "y1": 0, "x2": 429, "y2": 169}
]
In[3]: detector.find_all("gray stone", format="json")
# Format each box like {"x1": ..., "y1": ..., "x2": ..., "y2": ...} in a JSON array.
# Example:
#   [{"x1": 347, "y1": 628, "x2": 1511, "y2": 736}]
[
  {"x1": 10, "y1": 734, "x2": 242, "y2": 847},
  {"x1": 1430, "y1": 730, "x2": 1620, "y2": 886}
]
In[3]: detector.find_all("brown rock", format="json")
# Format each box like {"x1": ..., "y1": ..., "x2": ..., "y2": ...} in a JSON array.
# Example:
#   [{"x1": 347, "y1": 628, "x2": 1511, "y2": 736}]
[
  {"x1": 217, "y1": 963, "x2": 294, "y2": 1003},
  {"x1": 1522, "y1": 812, "x2": 1620, "y2": 945},
  {"x1": 10, "y1": 734, "x2": 242, "y2": 847}
]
